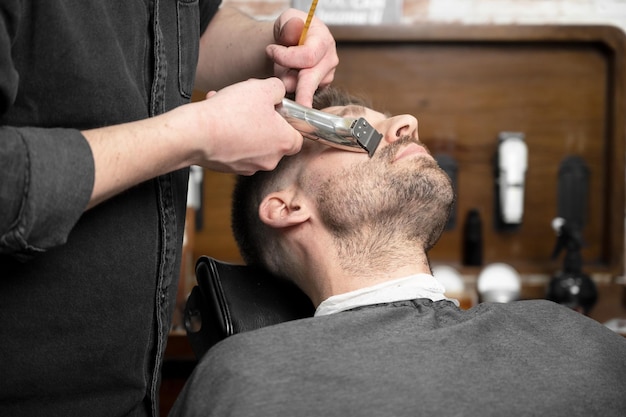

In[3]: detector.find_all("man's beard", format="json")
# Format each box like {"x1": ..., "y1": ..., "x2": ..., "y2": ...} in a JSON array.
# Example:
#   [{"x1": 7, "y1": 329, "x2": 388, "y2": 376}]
[{"x1": 312, "y1": 137, "x2": 454, "y2": 272}]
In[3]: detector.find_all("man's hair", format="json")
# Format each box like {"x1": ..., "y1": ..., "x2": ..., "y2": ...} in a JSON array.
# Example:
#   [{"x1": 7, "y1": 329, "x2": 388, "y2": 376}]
[{"x1": 231, "y1": 87, "x2": 372, "y2": 270}]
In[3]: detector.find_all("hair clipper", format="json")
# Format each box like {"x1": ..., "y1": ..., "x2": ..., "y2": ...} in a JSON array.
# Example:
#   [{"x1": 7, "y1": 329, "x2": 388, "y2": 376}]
[{"x1": 277, "y1": 98, "x2": 383, "y2": 157}]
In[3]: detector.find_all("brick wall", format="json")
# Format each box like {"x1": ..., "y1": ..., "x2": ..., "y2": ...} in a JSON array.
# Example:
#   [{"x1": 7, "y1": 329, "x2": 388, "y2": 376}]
[{"x1": 223, "y1": 0, "x2": 626, "y2": 33}]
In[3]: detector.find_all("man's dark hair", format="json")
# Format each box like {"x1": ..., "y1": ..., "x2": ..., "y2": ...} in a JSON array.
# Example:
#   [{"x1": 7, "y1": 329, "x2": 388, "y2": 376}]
[{"x1": 231, "y1": 87, "x2": 372, "y2": 268}]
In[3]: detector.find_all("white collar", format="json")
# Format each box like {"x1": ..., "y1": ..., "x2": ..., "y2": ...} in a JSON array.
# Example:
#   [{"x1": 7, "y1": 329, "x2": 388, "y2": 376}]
[{"x1": 314, "y1": 274, "x2": 457, "y2": 317}]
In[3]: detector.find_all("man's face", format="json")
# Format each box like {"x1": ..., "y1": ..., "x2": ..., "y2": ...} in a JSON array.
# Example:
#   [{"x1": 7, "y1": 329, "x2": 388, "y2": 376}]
[
  {"x1": 294, "y1": 104, "x2": 432, "y2": 184},
  {"x1": 301, "y1": 104, "x2": 426, "y2": 163},
  {"x1": 291, "y1": 103, "x2": 454, "y2": 251}
]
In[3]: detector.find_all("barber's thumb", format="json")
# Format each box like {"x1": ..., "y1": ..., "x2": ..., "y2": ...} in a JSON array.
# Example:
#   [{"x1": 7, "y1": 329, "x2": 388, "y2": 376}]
[
  {"x1": 261, "y1": 77, "x2": 287, "y2": 102},
  {"x1": 287, "y1": 130, "x2": 304, "y2": 156},
  {"x1": 277, "y1": 118, "x2": 303, "y2": 156},
  {"x1": 275, "y1": 17, "x2": 304, "y2": 47}
]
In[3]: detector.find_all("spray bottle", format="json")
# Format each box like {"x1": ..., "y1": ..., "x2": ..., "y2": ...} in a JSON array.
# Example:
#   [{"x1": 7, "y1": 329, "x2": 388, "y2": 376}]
[{"x1": 546, "y1": 217, "x2": 597, "y2": 315}]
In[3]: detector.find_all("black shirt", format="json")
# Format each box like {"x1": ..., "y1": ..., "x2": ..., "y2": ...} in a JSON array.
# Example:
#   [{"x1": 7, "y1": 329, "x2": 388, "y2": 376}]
[{"x1": 0, "y1": 1, "x2": 220, "y2": 415}]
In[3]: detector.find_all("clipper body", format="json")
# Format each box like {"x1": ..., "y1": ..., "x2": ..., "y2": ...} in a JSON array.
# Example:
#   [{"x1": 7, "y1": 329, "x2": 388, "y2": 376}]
[{"x1": 278, "y1": 98, "x2": 383, "y2": 157}]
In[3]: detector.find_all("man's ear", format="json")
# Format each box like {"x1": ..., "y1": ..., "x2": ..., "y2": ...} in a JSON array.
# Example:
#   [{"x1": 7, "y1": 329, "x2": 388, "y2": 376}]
[{"x1": 259, "y1": 190, "x2": 311, "y2": 229}]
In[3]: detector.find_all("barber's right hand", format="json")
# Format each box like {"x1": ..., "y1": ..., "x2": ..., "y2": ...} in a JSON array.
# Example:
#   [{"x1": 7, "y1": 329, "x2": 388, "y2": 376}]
[{"x1": 192, "y1": 77, "x2": 303, "y2": 175}]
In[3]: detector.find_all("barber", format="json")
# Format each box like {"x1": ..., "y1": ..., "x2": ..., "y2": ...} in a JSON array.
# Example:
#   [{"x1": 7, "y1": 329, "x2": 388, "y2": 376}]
[{"x1": 0, "y1": 1, "x2": 337, "y2": 416}]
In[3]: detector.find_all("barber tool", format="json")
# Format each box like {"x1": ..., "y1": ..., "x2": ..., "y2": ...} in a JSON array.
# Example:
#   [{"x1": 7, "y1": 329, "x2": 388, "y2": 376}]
[
  {"x1": 277, "y1": 98, "x2": 383, "y2": 157},
  {"x1": 298, "y1": 0, "x2": 318, "y2": 45},
  {"x1": 557, "y1": 155, "x2": 589, "y2": 232},
  {"x1": 546, "y1": 217, "x2": 597, "y2": 315},
  {"x1": 462, "y1": 209, "x2": 483, "y2": 266},
  {"x1": 495, "y1": 132, "x2": 527, "y2": 229},
  {"x1": 477, "y1": 263, "x2": 521, "y2": 303}
]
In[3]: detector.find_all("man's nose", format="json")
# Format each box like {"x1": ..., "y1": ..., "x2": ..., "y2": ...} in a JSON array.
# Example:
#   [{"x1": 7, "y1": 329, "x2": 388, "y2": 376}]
[{"x1": 382, "y1": 114, "x2": 418, "y2": 143}]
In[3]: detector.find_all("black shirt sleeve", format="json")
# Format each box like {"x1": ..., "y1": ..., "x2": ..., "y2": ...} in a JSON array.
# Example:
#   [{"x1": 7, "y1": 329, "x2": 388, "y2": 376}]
[{"x1": 0, "y1": 3, "x2": 94, "y2": 260}]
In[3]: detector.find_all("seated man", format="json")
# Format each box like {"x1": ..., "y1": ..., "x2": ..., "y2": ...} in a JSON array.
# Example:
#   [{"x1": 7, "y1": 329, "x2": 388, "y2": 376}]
[{"x1": 171, "y1": 88, "x2": 626, "y2": 417}]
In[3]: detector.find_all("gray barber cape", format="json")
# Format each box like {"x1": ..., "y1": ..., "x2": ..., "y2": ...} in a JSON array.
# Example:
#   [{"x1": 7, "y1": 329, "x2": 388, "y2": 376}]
[{"x1": 171, "y1": 299, "x2": 626, "y2": 417}]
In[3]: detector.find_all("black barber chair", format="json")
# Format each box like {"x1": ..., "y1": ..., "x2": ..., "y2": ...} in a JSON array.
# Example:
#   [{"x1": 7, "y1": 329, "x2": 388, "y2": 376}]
[{"x1": 184, "y1": 256, "x2": 315, "y2": 359}]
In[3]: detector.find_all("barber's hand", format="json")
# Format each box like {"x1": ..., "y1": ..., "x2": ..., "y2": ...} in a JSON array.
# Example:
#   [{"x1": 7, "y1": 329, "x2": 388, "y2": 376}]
[
  {"x1": 197, "y1": 78, "x2": 303, "y2": 175},
  {"x1": 266, "y1": 8, "x2": 338, "y2": 107}
]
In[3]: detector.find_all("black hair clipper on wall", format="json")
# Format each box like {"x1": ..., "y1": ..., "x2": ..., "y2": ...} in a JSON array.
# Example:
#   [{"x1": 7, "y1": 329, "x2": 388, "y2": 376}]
[{"x1": 277, "y1": 98, "x2": 383, "y2": 157}]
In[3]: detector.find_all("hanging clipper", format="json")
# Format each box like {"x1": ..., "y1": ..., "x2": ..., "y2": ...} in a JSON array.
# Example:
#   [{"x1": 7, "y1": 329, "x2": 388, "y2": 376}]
[
  {"x1": 277, "y1": 98, "x2": 383, "y2": 157},
  {"x1": 495, "y1": 132, "x2": 528, "y2": 228}
]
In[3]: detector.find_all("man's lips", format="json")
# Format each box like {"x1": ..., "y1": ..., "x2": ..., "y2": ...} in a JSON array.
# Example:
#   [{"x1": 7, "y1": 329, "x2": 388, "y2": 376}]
[{"x1": 393, "y1": 142, "x2": 430, "y2": 162}]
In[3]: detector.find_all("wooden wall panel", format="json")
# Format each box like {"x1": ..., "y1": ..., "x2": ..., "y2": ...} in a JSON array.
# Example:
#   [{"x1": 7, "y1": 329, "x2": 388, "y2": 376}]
[{"x1": 333, "y1": 42, "x2": 608, "y2": 273}]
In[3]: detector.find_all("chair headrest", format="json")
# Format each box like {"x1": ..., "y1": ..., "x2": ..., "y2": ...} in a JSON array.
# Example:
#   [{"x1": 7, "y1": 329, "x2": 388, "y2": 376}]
[{"x1": 184, "y1": 256, "x2": 315, "y2": 359}]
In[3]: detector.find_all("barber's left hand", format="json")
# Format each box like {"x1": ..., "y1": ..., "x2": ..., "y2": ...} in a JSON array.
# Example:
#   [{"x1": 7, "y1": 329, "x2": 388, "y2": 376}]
[{"x1": 266, "y1": 8, "x2": 338, "y2": 107}]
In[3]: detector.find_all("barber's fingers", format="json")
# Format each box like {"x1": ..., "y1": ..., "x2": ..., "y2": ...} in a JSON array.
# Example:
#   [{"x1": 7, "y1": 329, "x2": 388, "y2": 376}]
[
  {"x1": 199, "y1": 78, "x2": 302, "y2": 174},
  {"x1": 267, "y1": 42, "x2": 338, "y2": 107},
  {"x1": 271, "y1": 64, "x2": 335, "y2": 110},
  {"x1": 267, "y1": 14, "x2": 338, "y2": 107},
  {"x1": 295, "y1": 65, "x2": 336, "y2": 107},
  {"x1": 268, "y1": 19, "x2": 336, "y2": 69},
  {"x1": 273, "y1": 16, "x2": 304, "y2": 48}
]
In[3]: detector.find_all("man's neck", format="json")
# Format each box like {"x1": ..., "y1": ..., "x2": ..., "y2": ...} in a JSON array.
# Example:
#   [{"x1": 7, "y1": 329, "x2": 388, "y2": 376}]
[
  {"x1": 296, "y1": 231, "x2": 431, "y2": 307},
  {"x1": 314, "y1": 273, "x2": 450, "y2": 316},
  {"x1": 305, "y1": 256, "x2": 432, "y2": 307}
]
